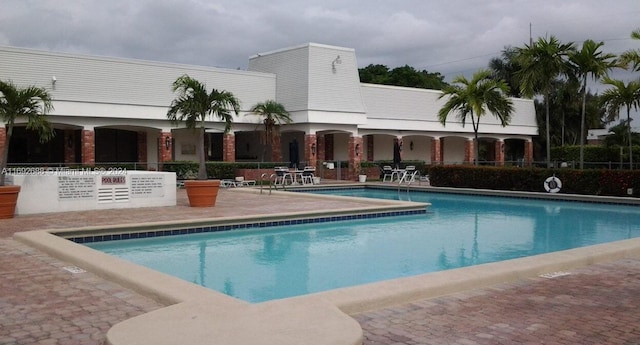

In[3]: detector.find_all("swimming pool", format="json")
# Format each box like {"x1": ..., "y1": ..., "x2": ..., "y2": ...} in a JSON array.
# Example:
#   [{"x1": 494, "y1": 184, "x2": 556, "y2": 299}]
[{"x1": 87, "y1": 188, "x2": 640, "y2": 303}]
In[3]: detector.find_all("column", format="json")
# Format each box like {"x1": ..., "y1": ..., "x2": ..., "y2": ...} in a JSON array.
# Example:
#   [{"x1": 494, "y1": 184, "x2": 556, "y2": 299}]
[
  {"x1": 430, "y1": 138, "x2": 441, "y2": 165},
  {"x1": 524, "y1": 140, "x2": 534, "y2": 166},
  {"x1": 304, "y1": 133, "x2": 317, "y2": 168},
  {"x1": 0, "y1": 128, "x2": 6, "y2": 164},
  {"x1": 271, "y1": 134, "x2": 282, "y2": 162},
  {"x1": 495, "y1": 140, "x2": 505, "y2": 166},
  {"x1": 348, "y1": 135, "x2": 363, "y2": 180},
  {"x1": 158, "y1": 132, "x2": 172, "y2": 164},
  {"x1": 223, "y1": 133, "x2": 235, "y2": 162},
  {"x1": 81, "y1": 129, "x2": 95, "y2": 166},
  {"x1": 464, "y1": 138, "x2": 474, "y2": 165}
]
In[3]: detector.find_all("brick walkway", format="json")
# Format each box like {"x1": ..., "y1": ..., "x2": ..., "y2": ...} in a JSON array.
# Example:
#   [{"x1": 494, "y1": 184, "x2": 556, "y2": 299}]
[
  {"x1": 0, "y1": 239, "x2": 162, "y2": 345},
  {"x1": 1, "y1": 187, "x2": 640, "y2": 344},
  {"x1": 354, "y1": 259, "x2": 640, "y2": 345}
]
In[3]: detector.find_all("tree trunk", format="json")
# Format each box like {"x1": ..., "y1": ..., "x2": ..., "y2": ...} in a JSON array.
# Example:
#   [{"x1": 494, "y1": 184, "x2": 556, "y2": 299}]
[
  {"x1": 197, "y1": 127, "x2": 207, "y2": 180},
  {"x1": 0, "y1": 123, "x2": 13, "y2": 186},
  {"x1": 628, "y1": 107, "x2": 633, "y2": 170},
  {"x1": 579, "y1": 78, "x2": 587, "y2": 169},
  {"x1": 472, "y1": 114, "x2": 480, "y2": 166},
  {"x1": 545, "y1": 90, "x2": 551, "y2": 168}
]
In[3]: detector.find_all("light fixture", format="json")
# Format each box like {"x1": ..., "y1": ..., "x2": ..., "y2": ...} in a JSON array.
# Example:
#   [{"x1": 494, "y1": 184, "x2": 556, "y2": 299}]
[
  {"x1": 52, "y1": 76, "x2": 57, "y2": 84},
  {"x1": 165, "y1": 136, "x2": 171, "y2": 150},
  {"x1": 355, "y1": 143, "x2": 360, "y2": 156},
  {"x1": 331, "y1": 55, "x2": 342, "y2": 73},
  {"x1": 311, "y1": 143, "x2": 316, "y2": 156},
  {"x1": 410, "y1": 141, "x2": 414, "y2": 151},
  {"x1": 66, "y1": 135, "x2": 73, "y2": 148}
]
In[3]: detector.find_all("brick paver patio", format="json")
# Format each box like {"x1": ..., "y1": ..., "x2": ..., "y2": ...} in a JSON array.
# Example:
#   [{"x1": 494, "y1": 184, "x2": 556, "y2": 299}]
[
  {"x1": 1, "y1": 187, "x2": 639, "y2": 344},
  {"x1": 354, "y1": 259, "x2": 640, "y2": 344}
]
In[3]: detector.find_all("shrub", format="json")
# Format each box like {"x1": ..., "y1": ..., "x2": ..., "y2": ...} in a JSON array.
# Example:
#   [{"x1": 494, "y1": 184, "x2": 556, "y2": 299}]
[{"x1": 428, "y1": 165, "x2": 640, "y2": 197}]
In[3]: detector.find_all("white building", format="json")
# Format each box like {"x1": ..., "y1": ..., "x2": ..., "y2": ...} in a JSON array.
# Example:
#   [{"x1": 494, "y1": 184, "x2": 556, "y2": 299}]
[{"x1": 0, "y1": 43, "x2": 537, "y2": 178}]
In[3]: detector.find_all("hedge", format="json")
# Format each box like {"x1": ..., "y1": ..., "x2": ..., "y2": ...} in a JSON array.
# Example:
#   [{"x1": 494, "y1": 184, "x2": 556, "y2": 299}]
[
  {"x1": 428, "y1": 165, "x2": 640, "y2": 197},
  {"x1": 551, "y1": 145, "x2": 640, "y2": 164}
]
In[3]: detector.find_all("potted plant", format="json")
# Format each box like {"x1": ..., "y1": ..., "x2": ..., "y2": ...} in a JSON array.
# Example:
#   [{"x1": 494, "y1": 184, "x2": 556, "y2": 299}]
[
  {"x1": 358, "y1": 164, "x2": 367, "y2": 183},
  {"x1": 167, "y1": 75, "x2": 240, "y2": 207},
  {"x1": 0, "y1": 80, "x2": 54, "y2": 218}
]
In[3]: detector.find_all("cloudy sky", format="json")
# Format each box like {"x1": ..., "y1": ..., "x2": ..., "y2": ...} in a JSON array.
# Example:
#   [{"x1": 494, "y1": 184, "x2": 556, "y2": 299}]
[{"x1": 1, "y1": 0, "x2": 639, "y2": 85}]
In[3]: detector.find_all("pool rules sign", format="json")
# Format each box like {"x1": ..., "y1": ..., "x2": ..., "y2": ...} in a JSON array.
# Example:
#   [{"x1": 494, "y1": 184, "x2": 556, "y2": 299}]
[{"x1": 130, "y1": 175, "x2": 165, "y2": 198}]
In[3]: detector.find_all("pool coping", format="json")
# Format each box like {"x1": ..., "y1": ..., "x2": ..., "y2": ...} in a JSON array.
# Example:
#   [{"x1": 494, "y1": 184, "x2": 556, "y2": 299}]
[{"x1": 13, "y1": 186, "x2": 640, "y2": 345}]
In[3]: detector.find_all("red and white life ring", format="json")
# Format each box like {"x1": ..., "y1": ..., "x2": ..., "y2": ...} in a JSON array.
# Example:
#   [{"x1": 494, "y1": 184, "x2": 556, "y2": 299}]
[{"x1": 544, "y1": 176, "x2": 562, "y2": 193}]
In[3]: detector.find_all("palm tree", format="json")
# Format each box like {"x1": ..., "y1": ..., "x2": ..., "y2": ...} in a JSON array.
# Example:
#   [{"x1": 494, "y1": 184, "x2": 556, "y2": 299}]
[
  {"x1": 0, "y1": 80, "x2": 54, "y2": 185},
  {"x1": 569, "y1": 39, "x2": 617, "y2": 169},
  {"x1": 516, "y1": 36, "x2": 576, "y2": 167},
  {"x1": 249, "y1": 100, "x2": 292, "y2": 162},
  {"x1": 604, "y1": 121, "x2": 640, "y2": 148},
  {"x1": 438, "y1": 69, "x2": 514, "y2": 165},
  {"x1": 167, "y1": 75, "x2": 240, "y2": 180},
  {"x1": 620, "y1": 29, "x2": 640, "y2": 71},
  {"x1": 488, "y1": 46, "x2": 522, "y2": 98},
  {"x1": 600, "y1": 77, "x2": 640, "y2": 169}
]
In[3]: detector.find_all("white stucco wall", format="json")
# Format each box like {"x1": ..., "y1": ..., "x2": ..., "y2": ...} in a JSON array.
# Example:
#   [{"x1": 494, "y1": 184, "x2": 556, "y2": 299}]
[
  {"x1": 8, "y1": 171, "x2": 176, "y2": 214},
  {"x1": 0, "y1": 46, "x2": 275, "y2": 124},
  {"x1": 360, "y1": 83, "x2": 537, "y2": 136},
  {"x1": 0, "y1": 43, "x2": 538, "y2": 166}
]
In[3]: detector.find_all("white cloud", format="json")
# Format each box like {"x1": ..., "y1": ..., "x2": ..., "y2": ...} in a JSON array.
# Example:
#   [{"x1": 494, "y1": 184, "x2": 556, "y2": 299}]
[{"x1": 0, "y1": 0, "x2": 639, "y2": 82}]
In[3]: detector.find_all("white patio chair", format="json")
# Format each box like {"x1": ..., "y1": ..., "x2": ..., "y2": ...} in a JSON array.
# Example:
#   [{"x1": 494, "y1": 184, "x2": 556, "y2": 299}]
[
  {"x1": 274, "y1": 167, "x2": 293, "y2": 185},
  {"x1": 399, "y1": 165, "x2": 419, "y2": 184},
  {"x1": 381, "y1": 165, "x2": 395, "y2": 182},
  {"x1": 300, "y1": 166, "x2": 316, "y2": 185}
]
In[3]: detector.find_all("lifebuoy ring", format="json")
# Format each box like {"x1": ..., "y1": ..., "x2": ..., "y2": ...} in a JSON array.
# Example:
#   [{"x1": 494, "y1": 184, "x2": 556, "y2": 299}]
[{"x1": 544, "y1": 176, "x2": 562, "y2": 193}]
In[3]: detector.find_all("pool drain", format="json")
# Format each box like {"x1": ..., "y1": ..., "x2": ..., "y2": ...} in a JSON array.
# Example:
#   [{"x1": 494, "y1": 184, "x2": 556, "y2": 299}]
[
  {"x1": 539, "y1": 271, "x2": 571, "y2": 279},
  {"x1": 62, "y1": 266, "x2": 86, "y2": 274}
]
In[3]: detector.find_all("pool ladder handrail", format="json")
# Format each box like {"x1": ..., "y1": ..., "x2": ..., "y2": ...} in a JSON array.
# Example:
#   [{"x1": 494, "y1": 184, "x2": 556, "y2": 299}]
[
  {"x1": 260, "y1": 173, "x2": 267, "y2": 194},
  {"x1": 397, "y1": 170, "x2": 420, "y2": 194},
  {"x1": 262, "y1": 173, "x2": 287, "y2": 194}
]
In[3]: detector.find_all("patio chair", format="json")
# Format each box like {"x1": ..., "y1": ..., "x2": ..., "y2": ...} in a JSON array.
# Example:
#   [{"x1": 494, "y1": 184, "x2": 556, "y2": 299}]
[
  {"x1": 274, "y1": 167, "x2": 293, "y2": 186},
  {"x1": 381, "y1": 165, "x2": 395, "y2": 182},
  {"x1": 220, "y1": 180, "x2": 237, "y2": 188},
  {"x1": 300, "y1": 166, "x2": 316, "y2": 185},
  {"x1": 399, "y1": 165, "x2": 419, "y2": 184}
]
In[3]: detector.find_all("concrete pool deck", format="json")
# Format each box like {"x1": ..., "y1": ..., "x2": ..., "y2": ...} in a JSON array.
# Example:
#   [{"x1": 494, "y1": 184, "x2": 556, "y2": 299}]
[{"x1": 2, "y1": 184, "x2": 640, "y2": 344}]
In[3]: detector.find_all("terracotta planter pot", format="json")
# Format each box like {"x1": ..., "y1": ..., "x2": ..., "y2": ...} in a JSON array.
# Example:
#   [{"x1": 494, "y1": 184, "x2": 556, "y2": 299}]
[
  {"x1": 0, "y1": 185, "x2": 21, "y2": 219},
  {"x1": 184, "y1": 180, "x2": 221, "y2": 207}
]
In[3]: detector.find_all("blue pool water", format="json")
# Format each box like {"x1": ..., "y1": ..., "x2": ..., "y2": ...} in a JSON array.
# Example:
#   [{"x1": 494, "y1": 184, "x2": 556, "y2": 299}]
[{"x1": 87, "y1": 189, "x2": 640, "y2": 303}]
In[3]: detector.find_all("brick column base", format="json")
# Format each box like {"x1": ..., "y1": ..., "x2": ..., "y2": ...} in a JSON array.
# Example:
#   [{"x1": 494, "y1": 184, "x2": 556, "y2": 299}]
[
  {"x1": 524, "y1": 140, "x2": 534, "y2": 166},
  {"x1": 495, "y1": 140, "x2": 505, "y2": 166},
  {"x1": 158, "y1": 132, "x2": 172, "y2": 164},
  {"x1": 349, "y1": 136, "x2": 363, "y2": 180},
  {"x1": 271, "y1": 135, "x2": 282, "y2": 163},
  {"x1": 223, "y1": 134, "x2": 235, "y2": 162},
  {"x1": 0, "y1": 128, "x2": 7, "y2": 164},
  {"x1": 81, "y1": 130, "x2": 95, "y2": 166},
  {"x1": 464, "y1": 139, "x2": 474, "y2": 165},
  {"x1": 305, "y1": 134, "x2": 317, "y2": 168},
  {"x1": 430, "y1": 138, "x2": 441, "y2": 165}
]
